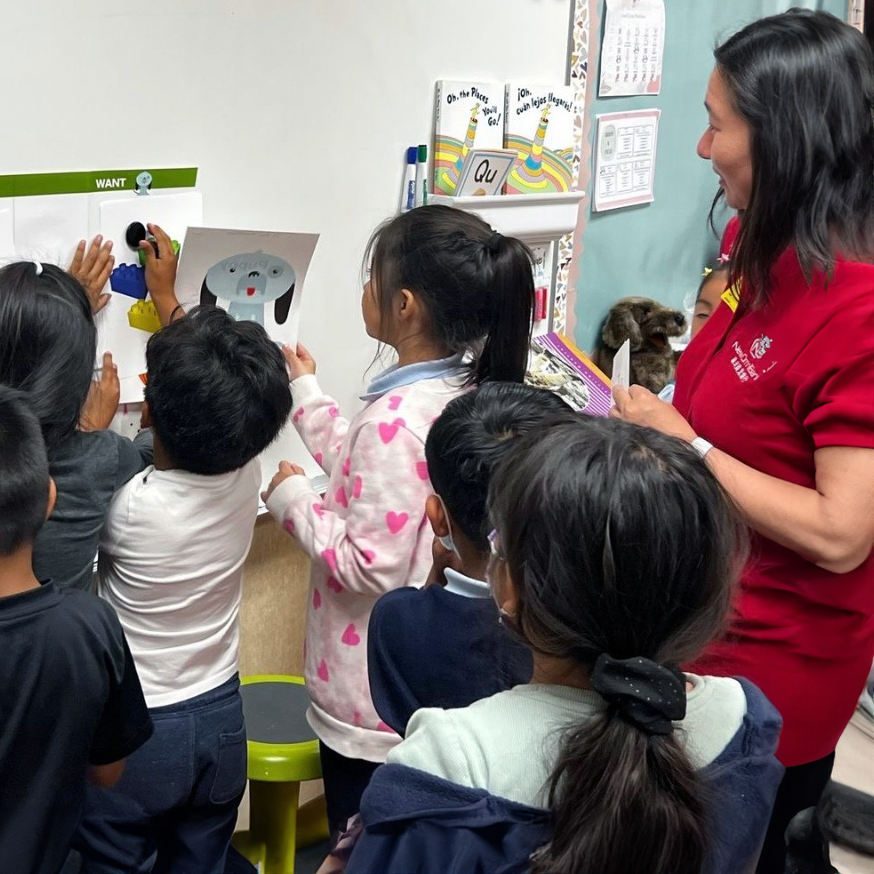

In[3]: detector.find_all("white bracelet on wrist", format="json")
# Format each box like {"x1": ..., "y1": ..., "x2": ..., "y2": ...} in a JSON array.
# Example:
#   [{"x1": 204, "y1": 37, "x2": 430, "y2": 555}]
[{"x1": 691, "y1": 436, "x2": 714, "y2": 459}]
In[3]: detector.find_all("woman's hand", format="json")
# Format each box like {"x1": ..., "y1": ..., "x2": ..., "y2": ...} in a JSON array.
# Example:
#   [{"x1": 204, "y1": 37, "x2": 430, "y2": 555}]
[
  {"x1": 69, "y1": 236, "x2": 115, "y2": 314},
  {"x1": 80, "y1": 352, "x2": 120, "y2": 431},
  {"x1": 611, "y1": 385, "x2": 697, "y2": 443},
  {"x1": 282, "y1": 343, "x2": 317, "y2": 380},
  {"x1": 141, "y1": 223, "x2": 182, "y2": 326},
  {"x1": 261, "y1": 460, "x2": 307, "y2": 503}
]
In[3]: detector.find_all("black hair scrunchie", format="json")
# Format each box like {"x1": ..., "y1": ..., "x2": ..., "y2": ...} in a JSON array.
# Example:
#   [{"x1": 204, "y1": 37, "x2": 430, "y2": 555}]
[{"x1": 590, "y1": 653, "x2": 687, "y2": 736}]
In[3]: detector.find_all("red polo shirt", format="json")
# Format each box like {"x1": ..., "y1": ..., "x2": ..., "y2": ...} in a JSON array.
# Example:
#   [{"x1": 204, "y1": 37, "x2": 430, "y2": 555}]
[{"x1": 675, "y1": 248, "x2": 874, "y2": 767}]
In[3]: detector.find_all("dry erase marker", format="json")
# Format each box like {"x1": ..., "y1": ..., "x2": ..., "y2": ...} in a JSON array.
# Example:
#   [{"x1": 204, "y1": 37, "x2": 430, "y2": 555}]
[
  {"x1": 401, "y1": 146, "x2": 417, "y2": 212},
  {"x1": 414, "y1": 144, "x2": 428, "y2": 207}
]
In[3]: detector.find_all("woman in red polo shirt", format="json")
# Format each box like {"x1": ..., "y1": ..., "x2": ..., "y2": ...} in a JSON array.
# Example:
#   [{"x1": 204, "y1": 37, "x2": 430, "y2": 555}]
[{"x1": 614, "y1": 10, "x2": 874, "y2": 873}]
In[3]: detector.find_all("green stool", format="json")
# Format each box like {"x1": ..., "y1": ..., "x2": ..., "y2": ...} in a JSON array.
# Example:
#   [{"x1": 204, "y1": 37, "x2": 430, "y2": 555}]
[{"x1": 232, "y1": 675, "x2": 328, "y2": 874}]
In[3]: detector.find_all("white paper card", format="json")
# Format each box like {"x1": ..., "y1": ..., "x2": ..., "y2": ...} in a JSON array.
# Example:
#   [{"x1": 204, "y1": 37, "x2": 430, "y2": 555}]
[
  {"x1": 611, "y1": 339, "x2": 631, "y2": 399},
  {"x1": 0, "y1": 203, "x2": 14, "y2": 262},
  {"x1": 599, "y1": 0, "x2": 665, "y2": 97},
  {"x1": 97, "y1": 192, "x2": 204, "y2": 402},
  {"x1": 13, "y1": 194, "x2": 89, "y2": 265},
  {"x1": 594, "y1": 109, "x2": 660, "y2": 212}
]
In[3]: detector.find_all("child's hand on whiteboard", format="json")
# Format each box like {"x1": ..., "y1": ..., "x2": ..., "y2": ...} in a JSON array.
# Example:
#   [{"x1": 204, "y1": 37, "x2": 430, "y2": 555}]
[
  {"x1": 142, "y1": 223, "x2": 182, "y2": 326},
  {"x1": 69, "y1": 236, "x2": 114, "y2": 314},
  {"x1": 261, "y1": 460, "x2": 307, "y2": 503},
  {"x1": 80, "y1": 352, "x2": 120, "y2": 431},
  {"x1": 282, "y1": 343, "x2": 317, "y2": 380}
]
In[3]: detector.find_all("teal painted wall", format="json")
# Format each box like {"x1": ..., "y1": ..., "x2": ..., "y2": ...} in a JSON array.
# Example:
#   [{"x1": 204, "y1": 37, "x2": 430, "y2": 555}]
[{"x1": 571, "y1": 0, "x2": 848, "y2": 353}]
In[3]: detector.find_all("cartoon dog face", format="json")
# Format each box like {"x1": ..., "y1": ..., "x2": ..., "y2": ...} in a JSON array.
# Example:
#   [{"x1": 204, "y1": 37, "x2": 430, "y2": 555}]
[{"x1": 200, "y1": 251, "x2": 296, "y2": 325}]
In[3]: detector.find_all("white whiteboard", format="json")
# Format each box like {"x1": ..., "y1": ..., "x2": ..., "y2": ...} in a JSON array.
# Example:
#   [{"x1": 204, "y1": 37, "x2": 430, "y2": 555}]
[{"x1": 1, "y1": 0, "x2": 573, "y2": 478}]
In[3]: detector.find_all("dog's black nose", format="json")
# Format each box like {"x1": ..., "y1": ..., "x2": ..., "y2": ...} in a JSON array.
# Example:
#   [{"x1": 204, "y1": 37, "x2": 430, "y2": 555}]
[
  {"x1": 248, "y1": 271, "x2": 260, "y2": 278},
  {"x1": 674, "y1": 314, "x2": 685, "y2": 326}
]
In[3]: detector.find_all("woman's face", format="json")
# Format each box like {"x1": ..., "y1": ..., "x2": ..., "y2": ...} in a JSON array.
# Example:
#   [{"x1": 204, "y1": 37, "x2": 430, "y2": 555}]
[{"x1": 697, "y1": 68, "x2": 753, "y2": 210}]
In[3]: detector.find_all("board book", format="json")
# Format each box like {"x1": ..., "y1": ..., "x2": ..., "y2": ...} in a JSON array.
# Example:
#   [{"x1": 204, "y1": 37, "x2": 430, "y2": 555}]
[
  {"x1": 434, "y1": 80, "x2": 504, "y2": 195},
  {"x1": 504, "y1": 84, "x2": 578, "y2": 194},
  {"x1": 527, "y1": 332, "x2": 612, "y2": 416}
]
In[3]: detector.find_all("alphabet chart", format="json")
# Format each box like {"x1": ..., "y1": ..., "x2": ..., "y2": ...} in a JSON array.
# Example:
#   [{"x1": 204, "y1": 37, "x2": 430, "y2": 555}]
[{"x1": 598, "y1": 0, "x2": 665, "y2": 97}]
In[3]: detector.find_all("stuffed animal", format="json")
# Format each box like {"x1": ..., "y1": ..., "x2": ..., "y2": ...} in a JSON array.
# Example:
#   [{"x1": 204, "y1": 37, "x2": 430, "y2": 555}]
[{"x1": 593, "y1": 296, "x2": 687, "y2": 394}]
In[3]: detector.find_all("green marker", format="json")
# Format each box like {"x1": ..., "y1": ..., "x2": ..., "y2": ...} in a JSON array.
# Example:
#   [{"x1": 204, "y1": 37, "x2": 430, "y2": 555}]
[{"x1": 415, "y1": 144, "x2": 428, "y2": 207}]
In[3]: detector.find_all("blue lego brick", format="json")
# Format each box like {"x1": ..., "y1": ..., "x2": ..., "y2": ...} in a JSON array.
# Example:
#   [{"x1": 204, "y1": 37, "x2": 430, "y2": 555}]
[{"x1": 109, "y1": 264, "x2": 148, "y2": 300}]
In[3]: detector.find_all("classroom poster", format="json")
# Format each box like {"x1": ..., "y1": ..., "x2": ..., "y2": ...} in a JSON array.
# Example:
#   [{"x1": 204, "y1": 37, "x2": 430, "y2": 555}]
[
  {"x1": 598, "y1": 0, "x2": 666, "y2": 97},
  {"x1": 593, "y1": 109, "x2": 660, "y2": 211}
]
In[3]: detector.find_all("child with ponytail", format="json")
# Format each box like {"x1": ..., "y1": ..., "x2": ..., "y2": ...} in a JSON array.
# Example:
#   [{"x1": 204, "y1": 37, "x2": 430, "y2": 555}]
[
  {"x1": 263, "y1": 205, "x2": 535, "y2": 837},
  {"x1": 344, "y1": 416, "x2": 784, "y2": 874}
]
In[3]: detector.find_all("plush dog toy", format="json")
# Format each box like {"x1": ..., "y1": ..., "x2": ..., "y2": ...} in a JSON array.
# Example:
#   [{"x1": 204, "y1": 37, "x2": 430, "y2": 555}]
[{"x1": 593, "y1": 296, "x2": 687, "y2": 394}]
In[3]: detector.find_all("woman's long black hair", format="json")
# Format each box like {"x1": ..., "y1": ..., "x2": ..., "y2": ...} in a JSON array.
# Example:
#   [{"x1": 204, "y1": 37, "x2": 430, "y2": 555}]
[
  {"x1": 489, "y1": 417, "x2": 747, "y2": 874},
  {"x1": 712, "y1": 9, "x2": 874, "y2": 304},
  {"x1": 0, "y1": 262, "x2": 96, "y2": 452}
]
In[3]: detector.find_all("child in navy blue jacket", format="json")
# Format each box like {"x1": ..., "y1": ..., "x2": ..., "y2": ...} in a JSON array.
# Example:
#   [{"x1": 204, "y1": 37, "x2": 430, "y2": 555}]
[
  {"x1": 367, "y1": 383, "x2": 576, "y2": 736},
  {"x1": 349, "y1": 416, "x2": 784, "y2": 874}
]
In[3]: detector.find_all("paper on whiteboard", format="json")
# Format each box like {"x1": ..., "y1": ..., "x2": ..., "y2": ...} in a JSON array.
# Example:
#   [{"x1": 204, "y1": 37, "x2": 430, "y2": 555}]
[
  {"x1": 13, "y1": 194, "x2": 89, "y2": 265},
  {"x1": 594, "y1": 109, "x2": 660, "y2": 212},
  {"x1": 0, "y1": 203, "x2": 14, "y2": 262},
  {"x1": 97, "y1": 192, "x2": 204, "y2": 403},
  {"x1": 611, "y1": 339, "x2": 631, "y2": 402},
  {"x1": 599, "y1": 0, "x2": 665, "y2": 97}
]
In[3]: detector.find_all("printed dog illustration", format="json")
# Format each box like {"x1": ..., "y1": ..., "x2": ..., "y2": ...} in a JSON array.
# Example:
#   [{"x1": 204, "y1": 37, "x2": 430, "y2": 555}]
[{"x1": 200, "y1": 252, "x2": 295, "y2": 326}]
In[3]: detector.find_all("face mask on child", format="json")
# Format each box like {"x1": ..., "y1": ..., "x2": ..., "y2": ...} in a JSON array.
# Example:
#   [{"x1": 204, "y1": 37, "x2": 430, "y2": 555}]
[{"x1": 436, "y1": 497, "x2": 459, "y2": 557}]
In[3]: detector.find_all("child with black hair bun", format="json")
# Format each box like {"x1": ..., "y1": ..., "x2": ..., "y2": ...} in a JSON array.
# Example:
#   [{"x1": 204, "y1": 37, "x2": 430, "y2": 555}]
[
  {"x1": 261, "y1": 204, "x2": 536, "y2": 839},
  {"x1": 345, "y1": 416, "x2": 784, "y2": 874},
  {"x1": 74, "y1": 306, "x2": 293, "y2": 873},
  {"x1": 368, "y1": 382, "x2": 577, "y2": 736}
]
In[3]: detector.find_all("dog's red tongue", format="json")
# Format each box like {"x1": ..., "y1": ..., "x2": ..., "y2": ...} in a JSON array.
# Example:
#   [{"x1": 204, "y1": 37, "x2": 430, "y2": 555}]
[
  {"x1": 246, "y1": 287, "x2": 256, "y2": 296},
  {"x1": 650, "y1": 333, "x2": 667, "y2": 349}
]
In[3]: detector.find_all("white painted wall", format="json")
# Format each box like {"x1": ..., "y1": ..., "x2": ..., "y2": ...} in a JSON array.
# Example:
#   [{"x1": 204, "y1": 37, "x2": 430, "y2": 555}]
[{"x1": 1, "y1": 0, "x2": 572, "y2": 471}]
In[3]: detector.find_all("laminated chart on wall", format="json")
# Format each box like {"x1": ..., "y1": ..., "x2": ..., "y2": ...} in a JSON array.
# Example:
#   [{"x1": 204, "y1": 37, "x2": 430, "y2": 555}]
[
  {"x1": 598, "y1": 0, "x2": 665, "y2": 98},
  {"x1": 0, "y1": 168, "x2": 200, "y2": 403},
  {"x1": 594, "y1": 109, "x2": 660, "y2": 212}
]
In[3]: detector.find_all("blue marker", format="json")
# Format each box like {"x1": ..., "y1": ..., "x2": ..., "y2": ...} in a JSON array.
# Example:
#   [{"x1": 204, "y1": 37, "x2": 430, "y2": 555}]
[{"x1": 401, "y1": 146, "x2": 417, "y2": 212}]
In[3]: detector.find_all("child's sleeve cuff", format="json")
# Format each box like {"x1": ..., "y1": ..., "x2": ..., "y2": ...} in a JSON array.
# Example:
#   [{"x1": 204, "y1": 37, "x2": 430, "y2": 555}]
[
  {"x1": 291, "y1": 374, "x2": 323, "y2": 406},
  {"x1": 266, "y1": 474, "x2": 313, "y2": 519}
]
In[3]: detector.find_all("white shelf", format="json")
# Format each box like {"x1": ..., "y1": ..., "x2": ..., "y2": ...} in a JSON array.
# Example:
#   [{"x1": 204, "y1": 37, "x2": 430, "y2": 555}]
[{"x1": 429, "y1": 191, "x2": 585, "y2": 242}]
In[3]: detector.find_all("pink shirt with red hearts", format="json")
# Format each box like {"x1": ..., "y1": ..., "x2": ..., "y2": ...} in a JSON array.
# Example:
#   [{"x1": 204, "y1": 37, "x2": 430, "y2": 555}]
[{"x1": 266, "y1": 372, "x2": 467, "y2": 762}]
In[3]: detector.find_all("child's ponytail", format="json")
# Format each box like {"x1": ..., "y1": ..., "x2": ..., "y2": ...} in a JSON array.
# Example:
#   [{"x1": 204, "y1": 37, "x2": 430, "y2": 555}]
[
  {"x1": 531, "y1": 658, "x2": 707, "y2": 874},
  {"x1": 475, "y1": 232, "x2": 534, "y2": 384},
  {"x1": 488, "y1": 417, "x2": 747, "y2": 874},
  {"x1": 365, "y1": 205, "x2": 533, "y2": 386}
]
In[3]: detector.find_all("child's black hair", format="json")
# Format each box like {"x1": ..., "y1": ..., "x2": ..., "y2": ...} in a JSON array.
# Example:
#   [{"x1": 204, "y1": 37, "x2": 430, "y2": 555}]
[
  {"x1": 365, "y1": 205, "x2": 535, "y2": 384},
  {"x1": 0, "y1": 386, "x2": 52, "y2": 555},
  {"x1": 425, "y1": 382, "x2": 575, "y2": 549},
  {"x1": 489, "y1": 417, "x2": 747, "y2": 874},
  {"x1": 0, "y1": 262, "x2": 96, "y2": 452},
  {"x1": 145, "y1": 306, "x2": 293, "y2": 475}
]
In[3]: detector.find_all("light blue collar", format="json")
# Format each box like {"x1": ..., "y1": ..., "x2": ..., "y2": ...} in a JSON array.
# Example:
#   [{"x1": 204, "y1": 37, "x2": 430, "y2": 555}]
[
  {"x1": 443, "y1": 568, "x2": 491, "y2": 599},
  {"x1": 361, "y1": 353, "x2": 466, "y2": 401}
]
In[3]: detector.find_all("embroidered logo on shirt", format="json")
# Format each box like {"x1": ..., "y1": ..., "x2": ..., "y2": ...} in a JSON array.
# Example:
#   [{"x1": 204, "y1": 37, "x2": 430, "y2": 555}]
[{"x1": 750, "y1": 335, "x2": 772, "y2": 359}]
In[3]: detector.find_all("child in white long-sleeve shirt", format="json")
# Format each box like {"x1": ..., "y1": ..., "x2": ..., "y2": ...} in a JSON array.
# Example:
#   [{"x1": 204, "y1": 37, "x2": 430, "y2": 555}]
[{"x1": 263, "y1": 204, "x2": 536, "y2": 838}]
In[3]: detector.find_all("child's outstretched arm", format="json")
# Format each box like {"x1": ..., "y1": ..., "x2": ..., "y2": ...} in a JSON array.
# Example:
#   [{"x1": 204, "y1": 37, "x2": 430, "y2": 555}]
[
  {"x1": 141, "y1": 224, "x2": 183, "y2": 326},
  {"x1": 284, "y1": 345, "x2": 350, "y2": 476},
  {"x1": 264, "y1": 421, "x2": 426, "y2": 598}
]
